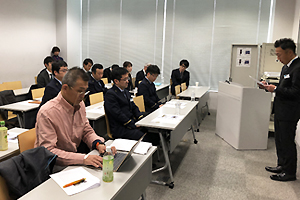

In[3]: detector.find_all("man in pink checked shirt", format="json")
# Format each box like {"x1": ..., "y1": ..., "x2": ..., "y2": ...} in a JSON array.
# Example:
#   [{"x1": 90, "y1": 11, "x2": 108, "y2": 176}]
[{"x1": 35, "y1": 67, "x2": 115, "y2": 168}]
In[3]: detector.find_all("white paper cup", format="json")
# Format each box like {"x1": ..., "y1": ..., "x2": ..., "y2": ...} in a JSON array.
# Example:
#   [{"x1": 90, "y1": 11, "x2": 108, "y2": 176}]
[{"x1": 195, "y1": 82, "x2": 199, "y2": 87}]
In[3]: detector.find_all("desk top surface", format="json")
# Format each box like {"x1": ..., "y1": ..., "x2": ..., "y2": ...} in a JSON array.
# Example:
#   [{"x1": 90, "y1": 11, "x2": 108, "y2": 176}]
[
  {"x1": 0, "y1": 128, "x2": 28, "y2": 161},
  {"x1": 19, "y1": 144, "x2": 156, "y2": 200},
  {"x1": 0, "y1": 100, "x2": 40, "y2": 111},
  {"x1": 136, "y1": 99, "x2": 198, "y2": 130},
  {"x1": 85, "y1": 102, "x2": 105, "y2": 120},
  {"x1": 177, "y1": 86, "x2": 210, "y2": 98},
  {"x1": 13, "y1": 87, "x2": 30, "y2": 96}
]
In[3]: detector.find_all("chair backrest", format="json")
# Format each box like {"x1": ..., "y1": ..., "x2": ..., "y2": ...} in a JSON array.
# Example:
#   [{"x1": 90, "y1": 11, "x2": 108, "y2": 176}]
[
  {"x1": 170, "y1": 78, "x2": 173, "y2": 86},
  {"x1": 132, "y1": 77, "x2": 136, "y2": 88},
  {"x1": 133, "y1": 95, "x2": 145, "y2": 112},
  {"x1": 2, "y1": 81, "x2": 22, "y2": 90},
  {"x1": 0, "y1": 84, "x2": 6, "y2": 92},
  {"x1": 89, "y1": 92, "x2": 104, "y2": 105},
  {"x1": 17, "y1": 128, "x2": 36, "y2": 153},
  {"x1": 101, "y1": 78, "x2": 108, "y2": 85},
  {"x1": 0, "y1": 176, "x2": 11, "y2": 200},
  {"x1": 175, "y1": 85, "x2": 181, "y2": 97},
  {"x1": 104, "y1": 108, "x2": 113, "y2": 139},
  {"x1": 34, "y1": 76, "x2": 37, "y2": 84},
  {"x1": 181, "y1": 82, "x2": 187, "y2": 91},
  {"x1": 31, "y1": 87, "x2": 45, "y2": 100}
]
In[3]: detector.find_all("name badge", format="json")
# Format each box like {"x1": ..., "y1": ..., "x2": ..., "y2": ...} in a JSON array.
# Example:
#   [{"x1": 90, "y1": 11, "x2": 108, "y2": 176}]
[{"x1": 284, "y1": 74, "x2": 290, "y2": 79}]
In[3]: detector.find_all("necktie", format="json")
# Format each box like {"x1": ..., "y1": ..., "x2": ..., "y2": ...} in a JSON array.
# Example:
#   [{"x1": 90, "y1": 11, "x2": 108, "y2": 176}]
[{"x1": 50, "y1": 74, "x2": 53, "y2": 80}]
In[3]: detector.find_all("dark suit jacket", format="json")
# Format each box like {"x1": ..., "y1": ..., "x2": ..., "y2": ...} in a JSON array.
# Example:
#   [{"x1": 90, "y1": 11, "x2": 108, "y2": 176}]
[
  {"x1": 85, "y1": 76, "x2": 108, "y2": 106},
  {"x1": 274, "y1": 57, "x2": 300, "y2": 121},
  {"x1": 126, "y1": 73, "x2": 134, "y2": 91},
  {"x1": 37, "y1": 68, "x2": 51, "y2": 88},
  {"x1": 171, "y1": 68, "x2": 190, "y2": 95},
  {"x1": 137, "y1": 78, "x2": 161, "y2": 113},
  {"x1": 40, "y1": 78, "x2": 61, "y2": 107},
  {"x1": 135, "y1": 70, "x2": 145, "y2": 87},
  {"x1": 103, "y1": 67, "x2": 112, "y2": 83},
  {"x1": 104, "y1": 85, "x2": 143, "y2": 135}
]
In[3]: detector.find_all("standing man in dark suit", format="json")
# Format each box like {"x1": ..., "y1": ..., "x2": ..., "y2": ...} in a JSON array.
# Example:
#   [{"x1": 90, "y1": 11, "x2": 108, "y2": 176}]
[
  {"x1": 135, "y1": 63, "x2": 150, "y2": 87},
  {"x1": 104, "y1": 67, "x2": 159, "y2": 145},
  {"x1": 37, "y1": 56, "x2": 54, "y2": 88},
  {"x1": 123, "y1": 61, "x2": 134, "y2": 91},
  {"x1": 83, "y1": 58, "x2": 93, "y2": 78},
  {"x1": 40, "y1": 61, "x2": 68, "y2": 107},
  {"x1": 171, "y1": 59, "x2": 190, "y2": 95},
  {"x1": 137, "y1": 65, "x2": 162, "y2": 113},
  {"x1": 85, "y1": 64, "x2": 108, "y2": 106},
  {"x1": 103, "y1": 64, "x2": 119, "y2": 83},
  {"x1": 262, "y1": 38, "x2": 300, "y2": 181}
]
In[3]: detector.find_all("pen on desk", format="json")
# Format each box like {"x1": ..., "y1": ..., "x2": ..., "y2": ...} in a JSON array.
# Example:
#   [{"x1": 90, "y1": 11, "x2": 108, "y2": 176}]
[{"x1": 63, "y1": 178, "x2": 86, "y2": 188}]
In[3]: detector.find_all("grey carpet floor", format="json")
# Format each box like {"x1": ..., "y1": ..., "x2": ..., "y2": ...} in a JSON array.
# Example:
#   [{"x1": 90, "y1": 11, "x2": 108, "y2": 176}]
[{"x1": 146, "y1": 110, "x2": 300, "y2": 200}]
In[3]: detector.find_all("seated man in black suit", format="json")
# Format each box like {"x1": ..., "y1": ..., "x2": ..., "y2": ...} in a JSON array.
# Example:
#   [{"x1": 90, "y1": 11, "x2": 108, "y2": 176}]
[
  {"x1": 135, "y1": 63, "x2": 150, "y2": 87},
  {"x1": 103, "y1": 64, "x2": 119, "y2": 83},
  {"x1": 171, "y1": 59, "x2": 190, "y2": 95},
  {"x1": 123, "y1": 61, "x2": 134, "y2": 91},
  {"x1": 85, "y1": 63, "x2": 108, "y2": 106},
  {"x1": 82, "y1": 58, "x2": 93, "y2": 78},
  {"x1": 40, "y1": 61, "x2": 68, "y2": 107},
  {"x1": 104, "y1": 67, "x2": 159, "y2": 145},
  {"x1": 37, "y1": 56, "x2": 54, "y2": 88},
  {"x1": 137, "y1": 65, "x2": 162, "y2": 113}
]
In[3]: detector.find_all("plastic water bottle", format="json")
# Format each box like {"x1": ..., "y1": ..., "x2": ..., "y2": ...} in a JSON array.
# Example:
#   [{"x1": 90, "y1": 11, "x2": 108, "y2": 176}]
[
  {"x1": 0, "y1": 121, "x2": 8, "y2": 151},
  {"x1": 191, "y1": 90, "x2": 195, "y2": 101},
  {"x1": 102, "y1": 147, "x2": 114, "y2": 182}
]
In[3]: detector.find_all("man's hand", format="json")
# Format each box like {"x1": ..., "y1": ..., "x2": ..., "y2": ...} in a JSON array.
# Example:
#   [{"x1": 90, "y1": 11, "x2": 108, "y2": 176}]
[
  {"x1": 159, "y1": 104, "x2": 163, "y2": 108},
  {"x1": 258, "y1": 81, "x2": 268, "y2": 89},
  {"x1": 264, "y1": 84, "x2": 276, "y2": 92},
  {"x1": 111, "y1": 146, "x2": 117, "y2": 155},
  {"x1": 97, "y1": 144, "x2": 106, "y2": 154},
  {"x1": 83, "y1": 155, "x2": 103, "y2": 168}
]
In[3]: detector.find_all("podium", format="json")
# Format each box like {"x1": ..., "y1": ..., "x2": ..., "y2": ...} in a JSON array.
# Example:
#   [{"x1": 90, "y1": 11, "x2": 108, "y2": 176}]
[{"x1": 216, "y1": 81, "x2": 271, "y2": 150}]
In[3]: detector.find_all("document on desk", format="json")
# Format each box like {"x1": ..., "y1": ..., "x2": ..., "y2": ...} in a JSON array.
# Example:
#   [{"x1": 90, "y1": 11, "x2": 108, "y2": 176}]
[
  {"x1": 163, "y1": 101, "x2": 187, "y2": 109},
  {"x1": 110, "y1": 139, "x2": 152, "y2": 155},
  {"x1": 50, "y1": 167, "x2": 100, "y2": 196},
  {"x1": 87, "y1": 106, "x2": 105, "y2": 114},
  {"x1": 151, "y1": 114, "x2": 184, "y2": 124},
  {"x1": 7, "y1": 130, "x2": 25, "y2": 143}
]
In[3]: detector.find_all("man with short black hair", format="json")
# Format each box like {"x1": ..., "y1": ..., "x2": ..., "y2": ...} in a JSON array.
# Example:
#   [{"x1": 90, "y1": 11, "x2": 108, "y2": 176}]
[
  {"x1": 35, "y1": 67, "x2": 110, "y2": 168},
  {"x1": 135, "y1": 63, "x2": 150, "y2": 87},
  {"x1": 123, "y1": 61, "x2": 134, "y2": 91},
  {"x1": 85, "y1": 63, "x2": 108, "y2": 106},
  {"x1": 137, "y1": 65, "x2": 162, "y2": 113},
  {"x1": 40, "y1": 61, "x2": 68, "y2": 107},
  {"x1": 37, "y1": 56, "x2": 54, "y2": 88},
  {"x1": 261, "y1": 38, "x2": 300, "y2": 181},
  {"x1": 103, "y1": 64, "x2": 119, "y2": 83},
  {"x1": 104, "y1": 67, "x2": 159, "y2": 145},
  {"x1": 83, "y1": 58, "x2": 93, "y2": 78},
  {"x1": 171, "y1": 59, "x2": 190, "y2": 95}
]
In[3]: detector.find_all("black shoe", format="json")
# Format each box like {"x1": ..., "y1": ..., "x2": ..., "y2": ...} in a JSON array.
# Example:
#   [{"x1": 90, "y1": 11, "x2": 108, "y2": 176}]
[
  {"x1": 265, "y1": 166, "x2": 283, "y2": 173},
  {"x1": 270, "y1": 172, "x2": 296, "y2": 182}
]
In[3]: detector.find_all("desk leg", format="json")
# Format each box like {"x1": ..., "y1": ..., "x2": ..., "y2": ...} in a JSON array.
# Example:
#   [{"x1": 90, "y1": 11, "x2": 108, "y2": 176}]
[
  {"x1": 190, "y1": 125, "x2": 198, "y2": 144},
  {"x1": 17, "y1": 113, "x2": 24, "y2": 128},
  {"x1": 151, "y1": 131, "x2": 174, "y2": 189}
]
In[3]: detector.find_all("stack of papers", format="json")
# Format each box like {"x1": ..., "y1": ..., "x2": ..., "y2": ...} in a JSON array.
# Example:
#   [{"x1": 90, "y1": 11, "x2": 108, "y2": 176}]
[
  {"x1": 151, "y1": 114, "x2": 184, "y2": 124},
  {"x1": 163, "y1": 101, "x2": 187, "y2": 109},
  {"x1": 50, "y1": 167, "x2": 100, "y2": 196},
  {"x1": 110, "y1": 139, "x2": 152, "y2": 155},
  {"x1": 87, "y1": 106, "x2": 105, "y2": 115}
]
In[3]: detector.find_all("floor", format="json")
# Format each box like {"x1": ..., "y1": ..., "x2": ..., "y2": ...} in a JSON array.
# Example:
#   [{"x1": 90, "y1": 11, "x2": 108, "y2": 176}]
[{"x1": 146, "y1": 110, "x2": 300, "y2": 200}]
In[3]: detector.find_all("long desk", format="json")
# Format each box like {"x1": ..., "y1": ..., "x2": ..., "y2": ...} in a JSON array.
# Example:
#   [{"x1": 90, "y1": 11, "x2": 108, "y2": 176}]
[
  {"x1": 0, "y1": 128, "x2": 28, "y2": 161},
  {"x1": 136, "y1": 99, "x2": 198, "y2": 188},
  {"x1": 19, "y1": 142, "x2": 157, "y2": 200},
  {"x1": 0, "y1": 100, "x2": 39, "y2": 129},
  {"x1": 85, "y1": 102, "x2": 106, "y2": 136},
  {"x1": 177, "y1": 86, "x2": 210, "y2": 128}
]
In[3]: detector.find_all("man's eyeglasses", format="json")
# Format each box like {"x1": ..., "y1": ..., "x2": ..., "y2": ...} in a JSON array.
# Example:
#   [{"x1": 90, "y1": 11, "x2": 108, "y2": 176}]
[
  {"x1": 120, "y1": 77, "x2": 130, "y2": 82},
  {"x1": 69, "y1": 86, "x2": 89, "y2": 95}
]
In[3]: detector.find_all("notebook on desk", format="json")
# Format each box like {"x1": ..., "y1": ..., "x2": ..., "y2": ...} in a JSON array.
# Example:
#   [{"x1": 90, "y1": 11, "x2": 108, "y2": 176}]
[{"x1": 111, "y1": 133, "x2": 146, "y2": 172}]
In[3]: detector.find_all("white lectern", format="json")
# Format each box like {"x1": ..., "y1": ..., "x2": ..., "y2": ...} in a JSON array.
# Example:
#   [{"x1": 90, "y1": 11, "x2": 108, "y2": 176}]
[{"x1": 216, "y1": 81, "x2": 271, "y2": 150}]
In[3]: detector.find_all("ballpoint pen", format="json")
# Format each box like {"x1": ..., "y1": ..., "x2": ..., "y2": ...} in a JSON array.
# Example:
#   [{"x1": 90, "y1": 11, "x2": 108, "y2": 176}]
[{"x1": 63, "y1": 178, "x2": 86, "y2": 188}]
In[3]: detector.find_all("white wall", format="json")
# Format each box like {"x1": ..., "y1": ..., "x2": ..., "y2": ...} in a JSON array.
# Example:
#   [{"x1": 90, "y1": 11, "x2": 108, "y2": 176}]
[{"x1": 0, "y1": 0, "x2": 56, "y2": 88}]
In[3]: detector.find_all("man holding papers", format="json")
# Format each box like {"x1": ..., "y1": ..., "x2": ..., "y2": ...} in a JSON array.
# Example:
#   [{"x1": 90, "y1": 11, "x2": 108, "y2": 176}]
[
  {"x1": 260, "y1": 38, "x2": 300, "y2": 181},
  {"x1": 35, "y1": 67, "x2": 107, "y2": 168}
]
